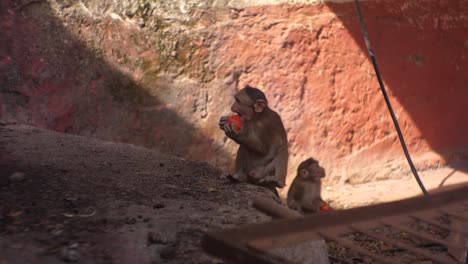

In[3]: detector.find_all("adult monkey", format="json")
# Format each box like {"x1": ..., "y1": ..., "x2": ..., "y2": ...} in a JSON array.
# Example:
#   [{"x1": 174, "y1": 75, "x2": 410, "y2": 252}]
[{"x1": 219, "y1": 85, "x2": 289, "y2": 195}]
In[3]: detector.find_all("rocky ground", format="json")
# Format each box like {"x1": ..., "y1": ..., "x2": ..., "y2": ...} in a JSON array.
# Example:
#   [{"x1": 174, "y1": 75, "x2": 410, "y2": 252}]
[
  {"x1": 1, "y1": 124, "x2": 467, "y2": 264},
  {"x1": 0, "y1": 124, "x2": 278, "y2": 264}
]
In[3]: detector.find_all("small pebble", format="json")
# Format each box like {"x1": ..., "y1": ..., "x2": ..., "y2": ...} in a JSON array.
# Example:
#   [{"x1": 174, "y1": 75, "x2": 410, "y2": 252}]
[
  {"x1": 125, "y1": 218, "x2": 137, "y2": 225},
  {"x1": 9, "y1": 172, "x2": 25, "y2": 182},
  {"x1": 147, "y1": 231, "x2": 168, "y2": 245},
  {"x1": 153, "y1": 203, "x2": 165, "y2": 209},
  {"x1": 159, "y1": 245, "x2": 176, "y2": 259},
  {"x1": 60, "y1": 247, "x2": 80, "y2": 262}
]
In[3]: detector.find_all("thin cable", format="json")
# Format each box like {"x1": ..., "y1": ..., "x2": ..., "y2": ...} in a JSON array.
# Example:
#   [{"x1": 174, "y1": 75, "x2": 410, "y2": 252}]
[{"x1": 353, "y1": 0, "x2": 428, "y2": 195}]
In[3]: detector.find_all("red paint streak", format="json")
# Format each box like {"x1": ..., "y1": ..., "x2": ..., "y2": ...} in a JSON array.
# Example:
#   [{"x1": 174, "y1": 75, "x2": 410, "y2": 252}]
[
  {"x1": 326, "y1": 0, "x2": 468, "y2": 153},
  {"x1": 0, "y1": 56, "x2": 12, "y2": 65}
]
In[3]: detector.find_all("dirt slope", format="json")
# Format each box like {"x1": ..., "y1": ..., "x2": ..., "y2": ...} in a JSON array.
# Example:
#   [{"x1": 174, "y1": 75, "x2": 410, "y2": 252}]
[
  {"x1": 1, "y1": 124, "x2": 467, "y2": 263},
  {"x1": 0, "y1": 124, "x2": 277, "y2": 264}
]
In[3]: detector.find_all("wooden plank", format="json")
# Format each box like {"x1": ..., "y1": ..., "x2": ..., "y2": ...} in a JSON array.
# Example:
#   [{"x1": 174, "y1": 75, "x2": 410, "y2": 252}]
[
  {"x1": 202, "y1": 232, "x2": 291, "y2": 264},
  {"x1": 381, "y1": 220, "x2": 452, "y2": 248},
  {"x1": 409, "y1": 214, "x2": 468, "y2": 236},
  {"x1": 322, "y1": 233, "x2": 400, "y2": 264},
  {"x1": 351, "y1": 225, "x2": 457, "y2": 264},
  {"x1": 203, "y1": 185, "x2": 468, "y2": 264},
  {"x1": 205, "y1": 186, "x2": 468, "y2": 243}
]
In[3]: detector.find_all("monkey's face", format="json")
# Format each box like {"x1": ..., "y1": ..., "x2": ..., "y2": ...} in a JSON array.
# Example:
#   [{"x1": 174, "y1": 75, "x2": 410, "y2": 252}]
[
  {"x1": 231, "y1": 90, "x2": 255, "y2": 121},
  {"x1": 299, "y1": 162, "x2": 325, "y2": 181},
  {"x1": 312, "y1": 164, "x2": 326, "y2": 180},
  {"x1": 231, "y1": 88, "x2": 268, "y2": 121}
]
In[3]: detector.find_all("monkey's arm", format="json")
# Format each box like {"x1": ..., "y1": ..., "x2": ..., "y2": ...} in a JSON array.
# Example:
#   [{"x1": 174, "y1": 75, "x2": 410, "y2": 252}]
[
  {"x1": 274, "y1": 145, "x2": 288, "y2": 187},
  {"x1": 259, "y1": 145, "x2": 288, "y2": 187},
  {"x1": 287, "y1": 194, "x2": 298, "y2": 210},
  {"x1": 300, "y1": 184, "x2": 323, "y2": 213},
  {"x1": 301, "y1": 199, "x2": 322, "y2": 214},
  {"x1": 286, "y1": 186, "x2": 296, "y2": 209},
  {"x1": 232, "y1": 132, "x2": 269, "y2": 155},
  {"x1": 221, "y1": 122, "x2": 266, "y2": 153},
  {"x1": 287, "y1": 181, "x2": 303, "y2": 211}
]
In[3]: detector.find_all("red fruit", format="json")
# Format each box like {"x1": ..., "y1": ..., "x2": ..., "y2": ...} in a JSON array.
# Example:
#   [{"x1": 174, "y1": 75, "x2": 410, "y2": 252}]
[
  {"x1": 319, "y1": 202, "x2": 333, "y2": 212},
  {"x1": 227, "y1": 115, "x2": 243, "y2": 132}
]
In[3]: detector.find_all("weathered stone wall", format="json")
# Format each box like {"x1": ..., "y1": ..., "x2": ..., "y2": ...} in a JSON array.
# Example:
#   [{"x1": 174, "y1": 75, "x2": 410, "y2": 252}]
[{"x1": 1, "y1": 0, "x2": 467, "y2": 195}]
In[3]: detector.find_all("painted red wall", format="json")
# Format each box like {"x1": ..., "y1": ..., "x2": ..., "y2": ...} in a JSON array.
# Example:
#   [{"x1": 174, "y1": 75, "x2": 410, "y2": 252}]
[{"x1": 1, "y1": 0, "x2": 467, "y2": 186}]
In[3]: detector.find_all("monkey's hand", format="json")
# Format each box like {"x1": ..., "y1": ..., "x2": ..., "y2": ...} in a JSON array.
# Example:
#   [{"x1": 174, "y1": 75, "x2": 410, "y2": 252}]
[
  {"x1": 227, "y1": 172, "x2": 247, "y2": 182},
  {"x1": 287, "y1": 200, "x2": 300, "y2": 212},
  {"x1": 219, "y1": 116, "x2": 238, "y2": 138},
  {"x1": 222, "y1": 122, "x2": 240, "y2": 140},
  {"x1": 218, "y1": 116, "x2": 228, "y2": 130},
  {"x1": 248, "y1": 169, "x2": 284, "y2": 188},
  {"x1": 247, "y1": 168, "x2": 264, "y2": 181},
  {"x1": 259, "y1": 175, "x2": 285, "y2": 188}
]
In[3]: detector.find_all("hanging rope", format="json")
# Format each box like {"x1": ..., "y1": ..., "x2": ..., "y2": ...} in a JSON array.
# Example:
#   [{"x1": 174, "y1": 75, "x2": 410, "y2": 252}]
[{"x1": 353, "y1": 0, "x2": 428, "y2": 195}]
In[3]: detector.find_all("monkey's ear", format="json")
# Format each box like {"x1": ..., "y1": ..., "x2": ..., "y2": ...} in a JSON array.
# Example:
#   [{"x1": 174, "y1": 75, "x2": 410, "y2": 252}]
[
  {"x1": 299, "y1": 169, "x2": 309, "y2": 178},
  {"x1": 253, "y1": 99, "x2": 267, "y2": 113}
]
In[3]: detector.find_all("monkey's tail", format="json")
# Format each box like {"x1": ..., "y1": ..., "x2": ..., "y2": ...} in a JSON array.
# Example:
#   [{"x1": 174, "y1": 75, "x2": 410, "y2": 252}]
[{"x1": 353, "y1": 0, "x2": 428, "y2": 196}]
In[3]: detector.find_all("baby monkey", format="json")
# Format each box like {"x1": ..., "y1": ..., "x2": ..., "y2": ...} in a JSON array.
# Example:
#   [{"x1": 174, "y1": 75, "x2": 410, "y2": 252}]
[{"x1": 287, "y1": 158, "x2": 331, "y2": 214}]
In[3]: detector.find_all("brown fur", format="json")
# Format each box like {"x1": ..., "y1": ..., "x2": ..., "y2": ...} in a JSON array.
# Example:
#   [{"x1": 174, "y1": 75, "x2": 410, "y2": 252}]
[
  {"x1": 220, "y1": 86, "x2": 289, "y2": 189},
  {"x1": 287, "y1": 158, "x2": 326, "y2": 214}
]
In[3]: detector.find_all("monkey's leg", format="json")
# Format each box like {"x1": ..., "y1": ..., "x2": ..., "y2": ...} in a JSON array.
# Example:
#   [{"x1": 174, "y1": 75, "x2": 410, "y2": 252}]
[
  {"x1": 273, "y1": 145, "x2": 288, "y2": 187},
  {"x1": 227, "y1": 172, "x2": 247, "y2": 182},
  {"x1": 254, "y1": 146, "x2": 287, "y2": 188},
  {"x1": 228, "y1": 149, "x2": 248, "y2": 182},
  {"x1": 301, "y1": 207, "x2": 319, "y2": 214}
]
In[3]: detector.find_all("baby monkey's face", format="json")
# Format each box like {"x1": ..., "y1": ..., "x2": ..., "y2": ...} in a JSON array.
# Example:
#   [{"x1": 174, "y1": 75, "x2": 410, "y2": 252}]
[
  {"x1": 308, "y1": 162, "x2": 325, "y2": 181},
  {"x1": 299, "y1": 160, "x2": 325, "y2": 181}
]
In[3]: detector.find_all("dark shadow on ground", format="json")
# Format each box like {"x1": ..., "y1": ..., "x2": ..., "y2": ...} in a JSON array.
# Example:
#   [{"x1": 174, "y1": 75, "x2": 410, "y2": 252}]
[
  {"x1": 0, "y1": 124, "x2": 275, "y2": 263},
  {"x1": 0, "y1": 2, "x2": 236, "y2": 260},
  {"x1": 0, "y1": 0, "x2": 230, "y2": 162}
]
